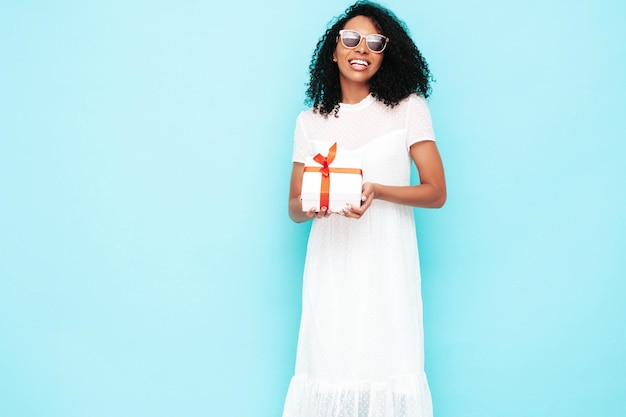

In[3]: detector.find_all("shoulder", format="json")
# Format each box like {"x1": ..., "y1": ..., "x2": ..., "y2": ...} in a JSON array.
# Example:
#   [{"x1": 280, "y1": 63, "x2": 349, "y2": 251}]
[
  {"x1": 401, "y1": 93, "x2": 431, "y2": 117},
  {"x1": 383, "y1": 93, "x2": 429, "y2": 114},
  {"x1": 402, "y1": 93, "x2": 429, "y2": 108},
  {"x1": 296, "y1": 107, "x2": 327, "y2": 127},
  {"x1": 296, "y1": 107, "x2": 317, "y2": 121}
]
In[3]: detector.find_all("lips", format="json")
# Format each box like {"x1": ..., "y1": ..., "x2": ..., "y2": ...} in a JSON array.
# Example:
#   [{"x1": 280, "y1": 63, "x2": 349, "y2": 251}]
[{"x1": 349, "y1": 58, "x2": 370, "y2": 70}]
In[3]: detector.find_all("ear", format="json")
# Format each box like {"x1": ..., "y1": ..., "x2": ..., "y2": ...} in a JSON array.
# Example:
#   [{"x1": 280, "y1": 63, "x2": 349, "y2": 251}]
[{"x1": 332, "y1": 52, "x2": 337, "y2": 62}]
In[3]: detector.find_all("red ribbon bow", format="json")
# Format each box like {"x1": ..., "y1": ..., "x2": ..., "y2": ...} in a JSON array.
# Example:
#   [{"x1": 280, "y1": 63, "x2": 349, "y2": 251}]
[{"x1": 313, "y1": 142, "x2": 337, "y2": 179}]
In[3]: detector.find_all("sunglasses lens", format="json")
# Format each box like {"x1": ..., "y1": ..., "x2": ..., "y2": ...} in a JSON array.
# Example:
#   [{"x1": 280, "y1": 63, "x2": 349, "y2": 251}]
[
  {"x1": 341, "y1": 31, "x2": 361, "y2": 48},
  {"x1": 367, "y1": 35, "x2": 387, "y2": 52}
]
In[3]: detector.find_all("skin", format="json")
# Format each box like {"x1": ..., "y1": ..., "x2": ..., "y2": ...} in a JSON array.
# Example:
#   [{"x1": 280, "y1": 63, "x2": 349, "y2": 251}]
[
  {"x1": 288, "y1": 15, "x2": 446, "y2": 223},
  {"x1": 332, "y1": 16, "x2": 385, "y2": 105}
]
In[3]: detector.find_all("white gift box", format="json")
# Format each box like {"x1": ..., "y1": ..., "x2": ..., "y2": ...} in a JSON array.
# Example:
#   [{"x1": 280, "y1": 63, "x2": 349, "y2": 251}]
[{"x1": 301, "y1": 143, "x2": 363, "y2": 213}]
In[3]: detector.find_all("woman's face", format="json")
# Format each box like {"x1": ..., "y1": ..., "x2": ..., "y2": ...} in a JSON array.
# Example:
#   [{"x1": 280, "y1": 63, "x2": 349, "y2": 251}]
[{"x1": 333, "y1": 16, "x2": 385, "y2": 91}]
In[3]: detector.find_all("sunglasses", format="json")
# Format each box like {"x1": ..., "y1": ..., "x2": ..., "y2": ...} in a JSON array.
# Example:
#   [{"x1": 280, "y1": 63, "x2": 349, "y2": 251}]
[{"x1": 338, "y1": 29, "x2": 389, "y2": 53}]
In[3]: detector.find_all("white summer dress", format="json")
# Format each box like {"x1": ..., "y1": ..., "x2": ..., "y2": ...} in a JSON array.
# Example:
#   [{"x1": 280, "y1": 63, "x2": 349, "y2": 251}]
[{"x1": 283, "y1": 93, "x2": 435, "y2": 417}]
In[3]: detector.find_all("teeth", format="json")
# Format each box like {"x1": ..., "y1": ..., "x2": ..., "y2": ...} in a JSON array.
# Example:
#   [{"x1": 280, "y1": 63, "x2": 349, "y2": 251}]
[{"x1": 349, "y1": 59, "x2": 369, "y2": 66}]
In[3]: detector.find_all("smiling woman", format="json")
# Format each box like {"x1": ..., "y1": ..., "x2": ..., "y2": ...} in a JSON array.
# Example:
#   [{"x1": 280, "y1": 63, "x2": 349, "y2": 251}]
[
  {"x1": 283, "y1": 1, "x2": 446, "y2": 417},
  {"x1": 332, "y1": 16, "x2": 386, "y2": 104}
]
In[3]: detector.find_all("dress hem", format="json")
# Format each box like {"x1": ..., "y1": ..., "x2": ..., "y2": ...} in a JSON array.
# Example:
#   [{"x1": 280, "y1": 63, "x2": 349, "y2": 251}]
[{"x1": 282, "y1": 373, "x2": 433, "y2": 417}]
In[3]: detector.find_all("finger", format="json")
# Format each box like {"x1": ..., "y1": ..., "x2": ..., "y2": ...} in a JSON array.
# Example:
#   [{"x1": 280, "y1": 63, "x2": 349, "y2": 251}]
[
  {"x1": 360, "y1": 194, "x2": 373, "y2": 210},
  {"x1": 348, "y1": 203, "x2": 363, "y2": 213},
  {"x1": 351, "y1": 200, "x2": 371, "y2": 217},
  {"x1": 343, "y1": 204, "x2": 360, "y2": 219}
]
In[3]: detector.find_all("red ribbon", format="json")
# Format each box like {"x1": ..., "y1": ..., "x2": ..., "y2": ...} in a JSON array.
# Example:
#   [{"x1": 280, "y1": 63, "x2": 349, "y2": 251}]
[{"x1": 303, "y1": 143, "x2": 362, "y2": 210}]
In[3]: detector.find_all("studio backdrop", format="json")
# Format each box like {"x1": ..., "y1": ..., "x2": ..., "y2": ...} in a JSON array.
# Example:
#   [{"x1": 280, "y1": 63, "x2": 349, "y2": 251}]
[{"x1": 1, "y1": 1, "x2": 624, "y2": 416}]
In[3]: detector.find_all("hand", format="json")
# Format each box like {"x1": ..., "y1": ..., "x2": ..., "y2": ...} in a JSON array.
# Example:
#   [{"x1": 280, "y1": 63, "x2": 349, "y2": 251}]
[
  {"x1": 341, "y1": 182, "x2": 375, "y2": 219},
  {"x1": 306, "y1": 206, "x2": 331, "y2": 220}
]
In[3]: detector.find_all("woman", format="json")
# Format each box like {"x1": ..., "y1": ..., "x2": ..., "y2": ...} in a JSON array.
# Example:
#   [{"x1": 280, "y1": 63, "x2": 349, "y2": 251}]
[{"x1": 284, "y1": 2, "x2": 446, "y2": 416}]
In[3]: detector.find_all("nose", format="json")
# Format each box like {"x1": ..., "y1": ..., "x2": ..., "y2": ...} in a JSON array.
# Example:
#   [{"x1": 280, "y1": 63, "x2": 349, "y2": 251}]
[{"x1": 355, "y1": 37, "x2": 368, "y2": 53}]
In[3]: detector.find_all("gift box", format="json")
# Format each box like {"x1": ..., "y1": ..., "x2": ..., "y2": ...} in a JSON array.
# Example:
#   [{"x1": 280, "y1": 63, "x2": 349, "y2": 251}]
[{"x1": 301, "y1": 142, "x2": 363, "y2": 213}]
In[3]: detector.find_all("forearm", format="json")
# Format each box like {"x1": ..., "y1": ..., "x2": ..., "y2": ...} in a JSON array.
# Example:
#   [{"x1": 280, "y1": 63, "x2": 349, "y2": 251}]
[
  {"x1": 373, "y1": 182, "x2": 446, "y2": 208},
  {"x1": 289, "y1": 195, "x2": 311, "y2": 223},
  {"x1": 371, "y1": 140, "x2": 447, "y2": 209}
]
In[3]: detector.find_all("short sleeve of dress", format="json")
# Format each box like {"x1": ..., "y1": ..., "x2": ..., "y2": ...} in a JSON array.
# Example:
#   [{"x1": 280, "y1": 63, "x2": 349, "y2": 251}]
[
  {"x1": 406, "y1": 95, "x2": 436, "y2": 149},
  {"x1": 292, "y1": 113, "x2": 311, "y2": 163}
]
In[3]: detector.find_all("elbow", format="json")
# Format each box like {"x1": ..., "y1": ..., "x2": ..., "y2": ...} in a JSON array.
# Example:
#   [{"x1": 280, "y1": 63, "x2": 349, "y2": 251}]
[
  {"x1": 289, "y1": 203, "x2": 310, "y2": 223},
  {"x1": 288, "y1": 209, "x2": 302, "y2": 223},
  {"x1": 289, "y1": 213, "x2": 307, "y2": 223},
  {"x1": 431, "y1": 189, "x2": 447, "y2": 208},
  {"x1": 430, "y1": 198, "x2": 445, "y2": 209}
]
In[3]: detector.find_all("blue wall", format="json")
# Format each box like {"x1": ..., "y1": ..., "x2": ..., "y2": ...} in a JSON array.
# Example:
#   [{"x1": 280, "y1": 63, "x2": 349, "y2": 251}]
[{"x1": 1, "y1": 1, "x2": 624, "y2": 416}]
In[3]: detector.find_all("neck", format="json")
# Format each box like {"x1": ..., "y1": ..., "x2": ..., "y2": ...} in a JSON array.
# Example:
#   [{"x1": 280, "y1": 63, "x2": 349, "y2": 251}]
[{"x1": 339, "y1": 81, "x2": 371, "y2": 104}]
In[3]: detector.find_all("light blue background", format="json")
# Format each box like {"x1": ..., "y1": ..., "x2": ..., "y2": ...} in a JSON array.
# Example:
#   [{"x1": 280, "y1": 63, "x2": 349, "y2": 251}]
[{"x1": 1, "y1": 1, "x2": 625, "y2": 416}]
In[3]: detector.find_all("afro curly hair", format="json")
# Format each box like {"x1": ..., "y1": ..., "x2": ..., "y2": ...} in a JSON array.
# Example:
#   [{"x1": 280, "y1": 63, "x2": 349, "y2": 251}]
[{"x1": 306, "y1": 1, "x2": 433, "y2": 117}]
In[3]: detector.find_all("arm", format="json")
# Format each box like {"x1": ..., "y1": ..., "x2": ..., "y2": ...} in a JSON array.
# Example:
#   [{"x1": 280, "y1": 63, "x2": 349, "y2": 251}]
[
  {"x1": 376, "y1": 140, "x2": 447, "y2": 207},
  {"x1": 343, "y1": 140, "x2": 446, "y2": 218},
  {"x1": 288, "y1": 162, "x2": 331, "y2": 223}
]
